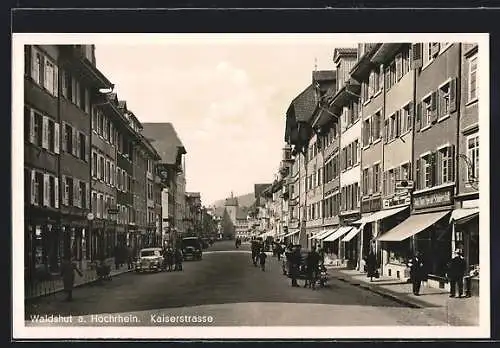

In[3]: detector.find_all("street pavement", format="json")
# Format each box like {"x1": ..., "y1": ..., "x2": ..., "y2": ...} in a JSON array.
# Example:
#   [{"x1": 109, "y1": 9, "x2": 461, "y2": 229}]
[{"x1": 25, "y1": 241, "x2": 466, "y2": 326}]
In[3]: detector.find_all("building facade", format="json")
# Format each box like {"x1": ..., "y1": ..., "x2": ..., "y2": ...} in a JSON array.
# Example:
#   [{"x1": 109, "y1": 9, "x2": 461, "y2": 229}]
[
  {"x1": 452, "y1": 43, "x2": 479, "y2": 276},
  {"x1": 24, "y1": 44, "x2": 115, "y2": 283}
]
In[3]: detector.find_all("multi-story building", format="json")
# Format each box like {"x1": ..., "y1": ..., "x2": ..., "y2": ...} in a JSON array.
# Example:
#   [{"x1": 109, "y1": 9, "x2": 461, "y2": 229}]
[
  {"x1": 328, "y1": 48, "x2": 361, "y2": 261},
  {"x1": 349, "y1": 43, "x2": 416, "y2": 275},
  {"x1": 452, "y1": 43, "x2": 479, "y2": 278},
  {"x1": 24, "y1": 45, "x2": 115, "y2": 284},
  {"x1": 185, "y1": 192, "x2": 202, "y2": 236},
  {"x1": 91, "y1": 91, "x2": 123, "y2": 262},
  {"x1": 142, "y1": 122, "x2": 187, "y2": 247},
  {"x1": 176, "y1": 168, "x2": 187, "y2": 237}
]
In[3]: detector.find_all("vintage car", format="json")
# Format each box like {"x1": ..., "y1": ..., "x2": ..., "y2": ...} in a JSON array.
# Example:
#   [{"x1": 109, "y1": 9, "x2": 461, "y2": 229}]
[
  {"x1": 135, "y1": 247, "x2": 164, "y2": 273},
  {"x1": 181, "y1": 237, "x2": 203, "y2": 261}
]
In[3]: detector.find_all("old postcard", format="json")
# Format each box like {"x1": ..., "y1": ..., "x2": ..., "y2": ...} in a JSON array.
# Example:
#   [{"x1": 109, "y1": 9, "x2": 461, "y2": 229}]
[{"x1": 12, "y1": 33, "x2": 489, "y2": 339}]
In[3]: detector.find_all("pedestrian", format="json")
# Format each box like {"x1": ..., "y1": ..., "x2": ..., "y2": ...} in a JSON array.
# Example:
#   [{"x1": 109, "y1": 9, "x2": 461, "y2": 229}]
[
  {"x1": 290, "y1": 245, "x2": 301, "y2": 287},
  {"x1": 276, "y1": 243, "x2": 283, "y2": 261},
  {"x1": 114, "y1": 245, "x2": 120, "y2": 270},
  {"x1": 166, "y1": 247, "x2": 174, "y2": 271},
  {"x1": 174, "y1": 248, "x2": 183, "y2": 271},
  {"x1": 127, "y1": 245, "x2": 134, "y2": 270},
  {"x1": 305, "y1": 246, "x2": 321, "y2": 289},
  {"x1": 60, "y1": 256, "x2": 83, "y2": 301},
  {"x1": 447, "y1": 249, "x2": 467, "y2": 298},
  {"x1": 366, "y1": 250, "x2": 378, "y2": 282},
  {"x1": 258, "y1": 249, "x2": 267, "y2": 271},
  {"x1": 407, "y1": 252, "x2": 425, "y2": 296}
]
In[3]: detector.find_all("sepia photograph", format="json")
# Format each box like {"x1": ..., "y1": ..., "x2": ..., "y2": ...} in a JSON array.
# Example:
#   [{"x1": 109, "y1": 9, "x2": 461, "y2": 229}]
[{"x1": 12, "y1": 33, "x2": 489, "y2": 339}]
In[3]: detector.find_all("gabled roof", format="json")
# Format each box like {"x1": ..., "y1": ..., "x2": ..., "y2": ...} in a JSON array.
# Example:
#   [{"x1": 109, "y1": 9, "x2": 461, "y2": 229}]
[
  {"x1": 142, "y1": 123, "x2": 187, "y2": 165},
  {"x1": 291, "y1": 84, "x2": 317, "y2": 123},
  {"x1": 333, "y1": 48, "x2": 358, "y2": 63}
]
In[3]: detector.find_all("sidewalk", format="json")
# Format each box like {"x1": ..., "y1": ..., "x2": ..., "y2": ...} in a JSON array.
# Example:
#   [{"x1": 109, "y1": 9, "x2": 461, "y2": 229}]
[
  {"x1": 331, "y1": 268, "x2": 479, "y2": 326},
  {"x1": 25, "y1": 259, "x2": 133, "y2": 300}
]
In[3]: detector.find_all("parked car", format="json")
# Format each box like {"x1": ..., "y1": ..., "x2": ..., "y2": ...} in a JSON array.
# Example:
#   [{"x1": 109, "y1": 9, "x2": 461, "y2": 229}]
[
  {"x1": 135, "y1": 247, "x2": 164, "y2": 273},
  {"x1": 181, "y1": 237, "x2": 203, "y2": 261}
]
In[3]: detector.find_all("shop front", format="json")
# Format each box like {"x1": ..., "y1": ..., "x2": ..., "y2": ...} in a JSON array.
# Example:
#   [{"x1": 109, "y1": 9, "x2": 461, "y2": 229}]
[
  {"x1": 25, "y1": 206, "x2": 61, "y2": 282},
  {"x1": 354, "y1": 205, "x2": 411, "y2": 275},
  {"x1": 377, "y1": 209, "x2": 452, "y2": 284},
  {"x1": 322, "y1": 226, "x2": 354, "y2": 267},
  {"x1": 450, "y1": 205, "x2": 479, "y2": 295}
]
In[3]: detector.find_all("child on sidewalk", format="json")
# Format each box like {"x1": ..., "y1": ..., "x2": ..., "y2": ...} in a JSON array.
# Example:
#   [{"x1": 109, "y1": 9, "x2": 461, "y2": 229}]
[{"x1": 258, "y1": 249, "x2": 267, "y2": 272}]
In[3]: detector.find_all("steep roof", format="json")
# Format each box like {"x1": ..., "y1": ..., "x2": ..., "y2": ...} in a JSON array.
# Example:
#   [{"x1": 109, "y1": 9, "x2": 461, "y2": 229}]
[
  {"x1": 142, "y1": 123, "x2": 187, "y2": 165},
  {"x1": 291, "y1": 84, "x2": 317, "y2": 123}
]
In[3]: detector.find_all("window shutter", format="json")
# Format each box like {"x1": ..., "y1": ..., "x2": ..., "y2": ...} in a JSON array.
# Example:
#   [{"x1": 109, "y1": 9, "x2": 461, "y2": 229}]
[
  {"x1": 54, "y1": 176, "x2": 59, "y2": 208},
  {"x1": 72, "y1": 128, "x2": 78, "y2": 156},
  {"x1": 408, "y1": 102, "x2": 414, "y2": 130},
  {"x1": 53, "y1": 65, "x2": 59, "y2": 96},
  {"x1": 395, "y1": 167, "x2": 401, "y2": 181},
  {"x1": 431, "y1": 91, "x2": 438, "y2": 123},
  {"x1": 30, "y1": 47, "x2": 38, "y2": 81},
  {"x1": 449, "y1": 77, "x2": 458, "y2": 113},
  {"x1": 61, "y1": 123, "x2": 67, "y2": 152},
  {"x1": 384, "y1": 119, "x2": 389, "y2": 143},
  {"x1": 62, "y1": 175, "x2": 67, "y2": 205},
  {"x1": 73, "y1": 179, "x2": 79, "y2": 207},
  {"x1": 368, "y1": 168, "x2": 373, "y2": 194},
  {"x1": 416, "y1": 102, "x2": 422, "y2": 131},
  {"x1": 430, "y1": 152, "x2": 438, "y2": 187},
  {"x1": 54, "y1": 123, "x2": 60, "y2": 154},
  {"x1": 384, "y1": 67, "x2": 390, "y2": 90},
  {"x1": 30, "y1": 170, "x2": 36, "y2": 204},
  {"x1": 61, "y1": 69, "x2": 67, "y2": 98},
  {"x1": 410, "y1": 43, "x2": 423, "y2": 69},
  {"x1": 84, "y1": 135, "x2": 89, "y2": 162},
  {"x1": 43, "y1": 173, "x2": 50, "y2": 206},
  {"x1": 76, "y1": 132, "x2": 81, "y2": 159},
  {"x1": 431, "y1": 43, "x2": 440, "y2": 57},
  {"x1": 383, "y1": 171, "x2": 388, "y2": 195},
  {"x1": 29, "y1": 108, "x2": 36, "y2": 143},
  {"x1": 395, "y1": 110, "x2": 401, "y2": 137},
  {"x1": 396, "y1": 53, "x2": 403, "y2": 81},
  {"x1": 42, "y1": 116, "x2": 49, "y2": 149},
  {"x1": 416, "y1": 159, "x2": 421, "y2": 189},
  {"x1": 450, "y1": 145, "x2": 456, "y2": 181}
]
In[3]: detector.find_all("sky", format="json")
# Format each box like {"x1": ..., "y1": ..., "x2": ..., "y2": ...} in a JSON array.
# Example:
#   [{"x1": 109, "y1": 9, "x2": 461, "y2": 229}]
[{"x1": 94, "y1": 36, "x2": 355, "y2": 205}]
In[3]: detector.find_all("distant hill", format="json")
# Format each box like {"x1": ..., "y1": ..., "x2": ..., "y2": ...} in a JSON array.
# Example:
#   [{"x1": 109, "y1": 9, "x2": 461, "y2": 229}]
[{"x1": 211, "y1": 192, "x2": 256, "y2": 210}]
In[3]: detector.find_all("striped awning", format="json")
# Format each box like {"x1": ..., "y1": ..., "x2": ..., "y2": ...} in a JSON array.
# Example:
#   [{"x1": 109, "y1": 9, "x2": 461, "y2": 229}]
[
  {"x1": 323, "y1": 226, "x2": 353, "y2": 242},
  {"x1": 342, "y1": 226, "x2": 362, "y2": 242}
]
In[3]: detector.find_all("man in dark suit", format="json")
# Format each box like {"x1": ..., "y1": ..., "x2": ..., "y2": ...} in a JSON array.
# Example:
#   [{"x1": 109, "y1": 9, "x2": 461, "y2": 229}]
[
  {"x1": 447, "y1": 249, "x2": 467, "y2": 298},
  {"x1": 407, "y1": 252, "x2": 425, "y2": 296}
]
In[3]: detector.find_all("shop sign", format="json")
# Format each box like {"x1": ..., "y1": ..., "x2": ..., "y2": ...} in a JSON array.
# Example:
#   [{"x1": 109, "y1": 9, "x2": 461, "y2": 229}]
[
  {"x1": 413, "y1": 188, "x2": 452, "y2": 209},
  {"x1": 361, "y1": 197, "x2": 382, "y2": 213},
  {"x1": 383, "y1": 192, "x2": 411, "y2": 209}
]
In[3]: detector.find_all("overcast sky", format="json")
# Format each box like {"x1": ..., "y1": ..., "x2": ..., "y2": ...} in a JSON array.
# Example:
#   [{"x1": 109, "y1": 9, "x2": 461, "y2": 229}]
[{"x1": 94, "y1": 36, "x2": 355, "y2": 205}]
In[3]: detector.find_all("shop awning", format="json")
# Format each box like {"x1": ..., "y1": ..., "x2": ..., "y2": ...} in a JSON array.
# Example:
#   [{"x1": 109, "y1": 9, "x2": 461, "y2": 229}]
[
  {"x1": 313, "y1": 228, "x2": 338, "y2": 240},
  {"x1": 323, "y1": 226, "x2": 353, "y2": 242},
  {"x1": 309, "y1": 229, "x2": 327, "y2": 240},
  {"x1": 377, "y1": 210, "x2": 451, "y2": 242},
  {"x1": 353, "y1": 206, "x2": 409, "y2": 224},
  {"x1": 450, "y1": 208, "x2": 479, "y2": 224},
  {"x1": 283, "y1": 229, "x2": 299, "y2": 238},
  {"x1": 342, "y1": 226, "x2": 362, "y2": 242}
]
